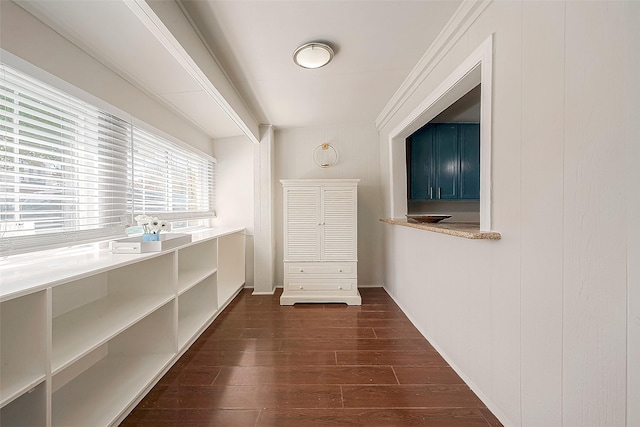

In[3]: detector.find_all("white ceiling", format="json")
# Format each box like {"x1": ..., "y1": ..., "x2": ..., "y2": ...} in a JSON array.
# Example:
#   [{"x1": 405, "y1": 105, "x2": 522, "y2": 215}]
[{"x1": 15, "y1": 0, "x2": 462, "y2": 141}]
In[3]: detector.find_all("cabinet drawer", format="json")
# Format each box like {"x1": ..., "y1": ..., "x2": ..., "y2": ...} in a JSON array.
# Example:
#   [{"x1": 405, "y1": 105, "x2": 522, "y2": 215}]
[
  {"x1": 285, "y1": 279, "x2": 355, "y2": 293},
  {"x1": 285, "y1": 262, "x2": 356, "y2": 278}
]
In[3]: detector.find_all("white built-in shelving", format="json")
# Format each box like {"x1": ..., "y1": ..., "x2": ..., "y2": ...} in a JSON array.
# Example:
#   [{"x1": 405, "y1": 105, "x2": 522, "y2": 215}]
[
  {"x1": 0, "y1": 227, "x2": 245, "y2": 427},
  {"x1": 0, "y1": 290, "x2": 47, "y2": 411},
  {"x1": 1, "y1": 382, "x2": 46, "y2": 427},
  {"x1": 178, "y1": 274, "x2": 217, "y2": 348},
  {"x1": 217, "y1": 231, "x2": 247, "y2": 307},
  {"x1": 178, "y1": 238, "x2": 217, "y2": 295}
]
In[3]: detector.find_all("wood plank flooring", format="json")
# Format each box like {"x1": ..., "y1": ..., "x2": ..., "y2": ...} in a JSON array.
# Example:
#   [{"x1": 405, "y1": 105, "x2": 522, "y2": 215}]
[{"x1": 121, "y1": 288, "x2": 503, "y2": 426}]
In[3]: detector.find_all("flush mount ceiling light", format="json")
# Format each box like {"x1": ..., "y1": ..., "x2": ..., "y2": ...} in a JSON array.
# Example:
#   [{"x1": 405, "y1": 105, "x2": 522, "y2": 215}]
[{"x1": 293, "y1": 42, "x2": 334, "y2": 69}]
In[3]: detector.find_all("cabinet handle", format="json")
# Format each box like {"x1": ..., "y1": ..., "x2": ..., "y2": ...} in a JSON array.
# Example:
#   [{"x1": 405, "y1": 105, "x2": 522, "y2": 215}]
[
  {"x1": 438, "y1": 187, "x2": 441, "y2": 199},
  {"x1": 429, "y1": 187, "x2": 433, "y2": 199}
]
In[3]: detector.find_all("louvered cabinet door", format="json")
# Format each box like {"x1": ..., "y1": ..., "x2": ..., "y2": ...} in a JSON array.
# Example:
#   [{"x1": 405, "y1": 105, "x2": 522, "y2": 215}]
[
  {"x1": 283, "y1": 187, "x2": 321, "y2": 261},
  {"x1": 320, "y1": 187, "x2": 357, "y2": 261}
]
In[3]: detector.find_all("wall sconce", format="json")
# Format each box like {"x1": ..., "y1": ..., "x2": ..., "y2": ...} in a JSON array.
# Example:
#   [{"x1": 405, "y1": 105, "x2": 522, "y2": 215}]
[{"x1": 313, "y1": 143, "x2": 338, "y2": 168}]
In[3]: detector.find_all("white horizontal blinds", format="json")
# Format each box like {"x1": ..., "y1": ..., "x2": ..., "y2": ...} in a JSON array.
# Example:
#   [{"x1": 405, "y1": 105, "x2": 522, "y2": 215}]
[
  {"x1": 0, "y1": 64, "x2": 128, "y2": 254},
  {"x1": 129, "y1": 126, "x2": 215, "y2": 220}
]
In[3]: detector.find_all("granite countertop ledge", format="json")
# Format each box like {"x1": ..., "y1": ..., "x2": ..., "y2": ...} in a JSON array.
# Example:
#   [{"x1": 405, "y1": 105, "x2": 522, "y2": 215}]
[{"x1": 380, "y1": 218, "x2": 501, "y2": 240}]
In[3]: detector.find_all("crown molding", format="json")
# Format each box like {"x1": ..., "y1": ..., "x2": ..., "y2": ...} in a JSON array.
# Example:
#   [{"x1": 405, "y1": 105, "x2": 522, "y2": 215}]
[{"x1": 375, "y1": 0, "x2": 492, "y2": 131}]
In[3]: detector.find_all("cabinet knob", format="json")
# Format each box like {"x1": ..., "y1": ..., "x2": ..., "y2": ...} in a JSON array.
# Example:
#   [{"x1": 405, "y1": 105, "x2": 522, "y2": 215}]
[
  {"x1": 299, "y1": 269, "x2": 304, "y2": 272},
  {"x1": 299, "y1": 286, "x2": 304, "y2": 289},
  {"x1": 338, "y1": 269, "x2": 342, "y2": 272},
  {"x1": 338, "y1": 286, "x2": 343, "y2": 290}
]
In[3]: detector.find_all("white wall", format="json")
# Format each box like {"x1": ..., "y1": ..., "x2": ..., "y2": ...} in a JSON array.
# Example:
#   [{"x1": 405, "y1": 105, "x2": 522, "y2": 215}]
[
  {"x1": 628, "y1": 2, "x2": 640, "y2": 425},
  {"x1": 378, "y1": 1, "x2": 637, "y2": 426},
  {"x1": 274, "y1": 123, "x2": 384, "y2": 288},
  {"x1": 212, "y1": 136, "x2": 255, "y2": 287},
  {"x1": 0, "y1": 0, "x2": 212, "y2": 154}
]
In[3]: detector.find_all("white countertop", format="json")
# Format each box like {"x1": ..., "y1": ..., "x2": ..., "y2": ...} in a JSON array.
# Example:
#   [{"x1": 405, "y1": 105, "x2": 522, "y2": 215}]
[
  {"x1": 380, "y1": 218, "x2": 501, "y2": 240},
  {"x1": 0, "y1": 227, "x2": 245, "y2": 302}
]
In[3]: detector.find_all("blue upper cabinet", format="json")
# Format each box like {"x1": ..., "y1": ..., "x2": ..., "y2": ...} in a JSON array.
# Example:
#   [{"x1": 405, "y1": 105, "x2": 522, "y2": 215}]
[
  {"x1": 407, "y1": 123, "x2": 479, "y2": 201},
  {"x1": 459, "y1": 124, "x2": 480, "y2": 200},
  {"x1": 408, "y1": 123, "x2": 434, "y2": 200},
  {"x1": 434, "y1": 124, "x2": 459, "y2": 200}
]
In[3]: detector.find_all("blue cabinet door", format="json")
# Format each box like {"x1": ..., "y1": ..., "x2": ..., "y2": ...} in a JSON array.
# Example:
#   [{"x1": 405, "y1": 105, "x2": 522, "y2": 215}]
[
  {"x1": 408, "y1": 123, "x2": 479, "y2": 201},
  {"x1": 408, "y1": 124, "x2": 434, "y2": 200},
  {"x1": 459, "y1": 124, "x2": 480, "y2": 199},
  {"x1": 434, "y1": 124, "x2": 459, "y2": 199}
]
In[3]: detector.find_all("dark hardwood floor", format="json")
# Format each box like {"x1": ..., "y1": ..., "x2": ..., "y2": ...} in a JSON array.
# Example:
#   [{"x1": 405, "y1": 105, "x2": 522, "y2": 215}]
[{"x1": 121, "y1": 288, "x2": 503, "y2": 426}]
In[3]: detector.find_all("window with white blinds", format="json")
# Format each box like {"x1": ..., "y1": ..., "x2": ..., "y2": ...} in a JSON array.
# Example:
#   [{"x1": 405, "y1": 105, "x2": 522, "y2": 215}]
[
  {"x1": 129, "y1": 126, "x2": 215, "y2": 220},
  {"x1": 0, "y1": 62, "x2": 215, "y2": 255}
]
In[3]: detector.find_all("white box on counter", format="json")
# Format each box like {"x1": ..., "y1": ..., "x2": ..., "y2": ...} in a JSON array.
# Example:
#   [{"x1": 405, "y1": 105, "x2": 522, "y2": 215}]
[{"x1": 110, "y1": 233, "x2": 192, "y2": 254}]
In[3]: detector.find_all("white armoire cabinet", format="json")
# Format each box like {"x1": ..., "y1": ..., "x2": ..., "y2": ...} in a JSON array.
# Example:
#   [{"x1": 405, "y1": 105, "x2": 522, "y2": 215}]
[{"x1": 280, "y1": 179, "x2": 361, "y2": 305}]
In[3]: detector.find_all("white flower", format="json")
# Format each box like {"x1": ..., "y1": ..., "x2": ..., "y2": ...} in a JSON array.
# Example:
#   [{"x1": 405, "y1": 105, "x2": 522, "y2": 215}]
[
  {"x1": 134, "y1": 214, "x2": 152, "y2": 226},
  {"x1": 134, "y1": 214, "x2": 170, "y2": 234}
]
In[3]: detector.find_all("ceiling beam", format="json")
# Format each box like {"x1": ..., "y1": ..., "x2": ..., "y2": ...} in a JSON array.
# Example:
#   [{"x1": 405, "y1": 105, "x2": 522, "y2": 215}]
[{"x1": 126, "y1": 0, "x2": 261, "y2": 144}]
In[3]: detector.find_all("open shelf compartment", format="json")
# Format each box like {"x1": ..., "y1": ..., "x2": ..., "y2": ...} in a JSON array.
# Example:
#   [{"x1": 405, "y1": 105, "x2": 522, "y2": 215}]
[
  {"x1": 177, "y1": 238, "x2": 217, "y2": 294},
  {"x1": 1, "y1": 381, "x2": 46, "y2": 427},
  {"x1": 178, "y1": 274, "x2": 217, "y2": 349},
  {"x1": 52, "y1": 253, "x2": 174, "y2": 374},
  {"x1": 52, "y1": 302, "x2": 175, "y2": 427},
  {"x1": 0, "y1": 290, "x2": 47, "y2": 409}
]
